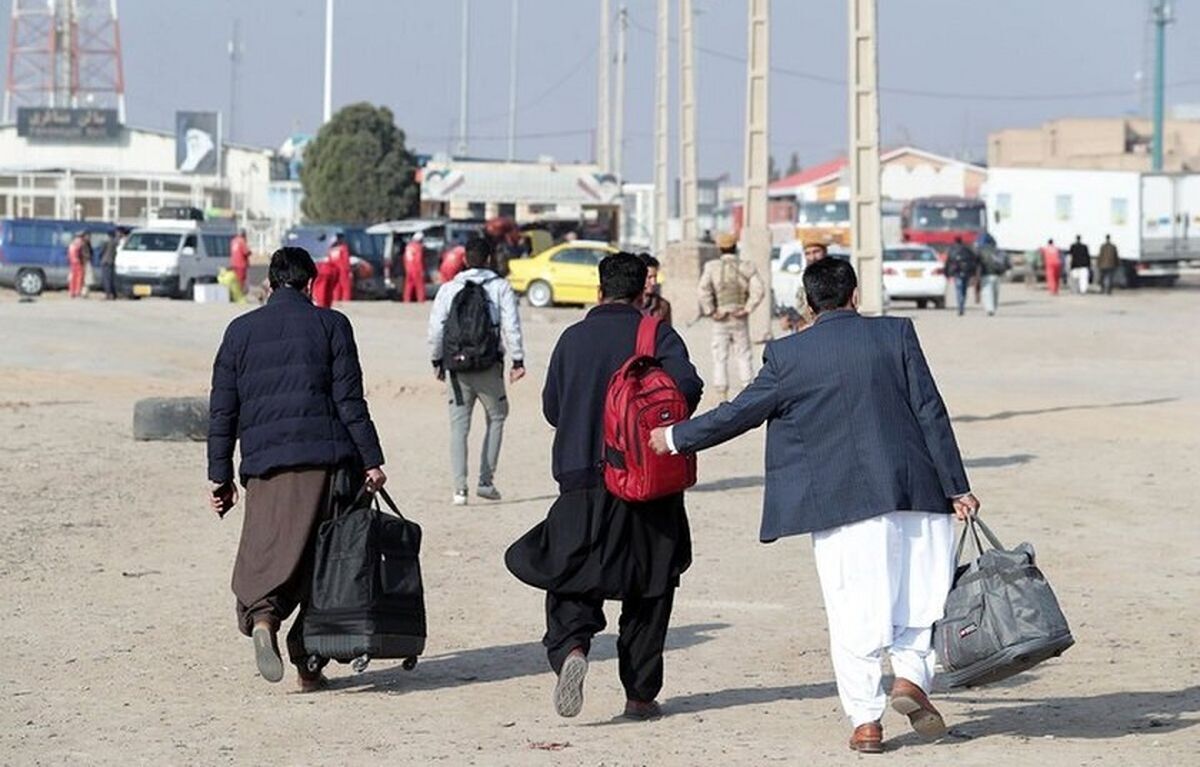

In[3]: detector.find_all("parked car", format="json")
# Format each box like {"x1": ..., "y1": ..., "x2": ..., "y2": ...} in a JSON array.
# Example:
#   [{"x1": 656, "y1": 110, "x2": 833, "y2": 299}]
[
  {"x1": 507, "y1": 240, "x2": 619, "y2": 307},
  {"x1": 366, "y1": 218, "x2": 485, "y2": 297},
  {"x1": 281, "y1": 225, "x2": 390, "y2": 299},
  {"x1": 0, "y1": 218, "x2": 114, "y2": 296},
  {"x1": 770, "y1": 242, "x2": 850, "y2": 313},
  {"x1": 882, "y1": 245, "x2": 946, "y2": 309},
  {"x1": 115, "y1": 219, "x2": 235, "y2": 298}
]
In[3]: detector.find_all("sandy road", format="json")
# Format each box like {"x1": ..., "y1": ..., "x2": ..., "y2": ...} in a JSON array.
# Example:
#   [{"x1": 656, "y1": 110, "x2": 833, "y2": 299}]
[{"x1": 0, "y1": 279, "x2": 1197, "y2": 766}]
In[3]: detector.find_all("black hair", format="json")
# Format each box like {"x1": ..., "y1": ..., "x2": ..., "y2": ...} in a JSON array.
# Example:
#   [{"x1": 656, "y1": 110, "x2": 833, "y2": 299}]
[
  {"x1": 599, "y1": 251, "x2": 648, "y2": 302},
  {"x1": 268, "y1": 246, "x2": 317, "y2": 290},
  {"x1": 638, "y1": 252, "x2": 660, "y2": 269},
  {"x1": 465, "y1": 236, "x2": 492, "y2": 269},
  {"x1": 802, "y1": 257, "x2": 857, "y2": 313}
]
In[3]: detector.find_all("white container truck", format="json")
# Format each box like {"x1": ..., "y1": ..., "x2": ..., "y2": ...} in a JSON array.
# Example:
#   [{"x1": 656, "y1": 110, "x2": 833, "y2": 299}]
[{"x1": 983, "y1": 167, "x2": 1200, "y2": 287}]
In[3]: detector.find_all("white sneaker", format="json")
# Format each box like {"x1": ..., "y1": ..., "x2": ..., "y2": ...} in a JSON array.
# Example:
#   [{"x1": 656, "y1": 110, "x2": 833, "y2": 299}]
[
  {"x1": 452, "y1": 491, "x2": 468, "y2": 506},
  {"x1": 477, "y1": 484, "x2": 502, "y2": 501}
]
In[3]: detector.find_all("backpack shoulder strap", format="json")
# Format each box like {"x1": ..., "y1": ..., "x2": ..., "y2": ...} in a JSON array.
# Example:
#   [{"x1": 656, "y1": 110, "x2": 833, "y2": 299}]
[{"x1": 635, "y1": 315, "x2": 661, "y2": 358}]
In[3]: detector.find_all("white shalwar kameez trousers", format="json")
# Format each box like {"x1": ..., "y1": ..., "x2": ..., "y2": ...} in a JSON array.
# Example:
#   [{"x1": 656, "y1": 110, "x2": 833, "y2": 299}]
[{"x1": 812, "y1": 510, "x2": 956, "y2": 726}]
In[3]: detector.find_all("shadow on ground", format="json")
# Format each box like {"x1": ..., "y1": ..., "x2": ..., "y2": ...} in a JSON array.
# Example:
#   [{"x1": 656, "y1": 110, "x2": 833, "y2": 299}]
[
  {"x1": 953, "y1": 398, "x2": 1176, "y2": 424},
  {"x1": 964, "y1": 453, "x2": 1037, "y2": 469},
  {"x1": 326, "y1": 622, "x2": 729, "y2": 695}
]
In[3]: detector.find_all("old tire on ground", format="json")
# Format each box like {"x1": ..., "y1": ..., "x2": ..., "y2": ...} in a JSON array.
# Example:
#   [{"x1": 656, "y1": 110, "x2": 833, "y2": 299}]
[{"x1": 133, "y1": 396, "x2": 209, "y2": 441}]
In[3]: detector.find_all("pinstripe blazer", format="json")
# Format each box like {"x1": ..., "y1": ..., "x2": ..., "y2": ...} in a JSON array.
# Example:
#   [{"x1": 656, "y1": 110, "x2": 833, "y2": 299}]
[{"x1": 671, "y1": 309, "x2": 969, "y2": 541}]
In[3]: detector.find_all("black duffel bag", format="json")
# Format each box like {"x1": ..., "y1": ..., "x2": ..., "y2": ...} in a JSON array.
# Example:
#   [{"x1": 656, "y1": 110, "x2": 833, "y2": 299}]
[
  {"x1": 302, "y1": 488, "x2": 426, "y2": 674},
  {"x1": 934, "y1": 515, "x2": 1074, "y2": 688}
]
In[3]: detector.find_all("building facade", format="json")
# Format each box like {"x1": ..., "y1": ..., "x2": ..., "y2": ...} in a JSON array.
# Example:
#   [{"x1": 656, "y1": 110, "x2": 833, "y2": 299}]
[{"x1": 988, "y1": 117, "x2": 1200, "y2": 172}]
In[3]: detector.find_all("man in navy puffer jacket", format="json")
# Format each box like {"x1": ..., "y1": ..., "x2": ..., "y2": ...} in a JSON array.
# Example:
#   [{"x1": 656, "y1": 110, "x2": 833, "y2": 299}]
[{"x1": 207, "y1": 246, "x2": 386, "y2": 690}]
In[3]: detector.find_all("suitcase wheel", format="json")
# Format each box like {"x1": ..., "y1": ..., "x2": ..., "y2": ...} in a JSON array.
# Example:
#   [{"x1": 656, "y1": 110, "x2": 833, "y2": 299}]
[
  {"x1": 402, "y1": 656, "x2": 418, "y2": 671},
  {"x1": 351, "y1": 654, "x2": 371, "y2": 674},
  {"x1": 305, "y1": 654, "x2": 324, "y2": 674}
]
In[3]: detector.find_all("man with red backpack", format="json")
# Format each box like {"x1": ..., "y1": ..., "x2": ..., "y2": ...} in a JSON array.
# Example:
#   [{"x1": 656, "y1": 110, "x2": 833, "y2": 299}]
[{"x1": 505, "y1": 252, "x2": 703, "y2": 722}]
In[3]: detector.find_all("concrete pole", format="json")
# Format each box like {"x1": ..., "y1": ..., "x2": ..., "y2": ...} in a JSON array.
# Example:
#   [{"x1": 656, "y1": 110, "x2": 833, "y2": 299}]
[
  {"x1": 1151, "y1": 0, "x2": 1171, "y2": 171},
  {"x1": 653, "y1": 0, "x2": 669, "y2": 257},
  {"x1": 596, "y1": 0, "x2": 611, "y2": 172},
  {"x1": 507, "y1": 0, "x2": 519, "y2": 161},
  {"x1": 849, "y1": 0, "x2": 883, "y2": 315},
  {"x1": 742, "y1": 0, "x2": 772, "y2": 342},
  {"x1": 322, "y1": 0, "x2": 333, "y2": 123},
  {"x1": 457, "y1": 0, "x2": 470, "y2": 156},
  {"x1": 613, "y1": 4, "x2": 627, "y2": 179},
  {"x1": 679, "y1": 0, "x2": 698, "y2": 242}
]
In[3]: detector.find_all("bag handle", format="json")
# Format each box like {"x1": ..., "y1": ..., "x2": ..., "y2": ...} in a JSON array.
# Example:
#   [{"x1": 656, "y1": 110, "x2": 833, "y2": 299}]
[
  {"x1": 953, "y1": 514, "x2": 1007, "y2": 564},
  {"x1": 635, "y1": 315, "x2": 661, "y2": 358},
  {"x1": 373, "y1": 487, "x2": 408, "y2": 522}
]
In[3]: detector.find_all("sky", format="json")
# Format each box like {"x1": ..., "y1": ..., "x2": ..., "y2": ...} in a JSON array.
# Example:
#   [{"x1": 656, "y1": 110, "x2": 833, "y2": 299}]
[{"x1": 5, "y1": 0, "x2": 1200, "y2": 183}]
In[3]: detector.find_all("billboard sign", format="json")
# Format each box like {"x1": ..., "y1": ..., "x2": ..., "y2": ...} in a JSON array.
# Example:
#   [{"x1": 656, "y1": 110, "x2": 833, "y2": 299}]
[
  {"x1": 17, "y1": 108, "x2": 120, "y2": 139},
  {"x1": 175, "y1": 111, "x2": 220, "y2": 175}
]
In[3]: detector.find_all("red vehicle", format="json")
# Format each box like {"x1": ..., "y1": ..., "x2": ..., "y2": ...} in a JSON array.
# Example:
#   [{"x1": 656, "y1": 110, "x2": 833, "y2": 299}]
[{"x1": 901, "y1": 197, "x2": 987, "y2": 260}]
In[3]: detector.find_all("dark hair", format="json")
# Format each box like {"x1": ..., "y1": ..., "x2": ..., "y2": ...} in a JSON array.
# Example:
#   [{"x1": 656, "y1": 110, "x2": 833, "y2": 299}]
[
  {"x1": 638, "y1": 252, "x2": 660, "y2": 269},
  {"x1": 465, "y1": 236, "x2": 492, "y2": 269},
  {"x1": 268, "y1": 246, "x2": 317, "y2": 290},
  {"x1": 802, "y1": 257, "x2": 857, "y2": 313},
  {"x1": 954, "y1": 236, "x2": 963, "y2": 244},
  {"x1": 599, "y1": 251, "x2": 648, "y2": 302}
]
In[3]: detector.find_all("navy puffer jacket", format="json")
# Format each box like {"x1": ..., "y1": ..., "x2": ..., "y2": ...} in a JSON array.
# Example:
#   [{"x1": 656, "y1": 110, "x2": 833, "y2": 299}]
[{"x1": 207, "y1": 287, "x2": 385, "y2": 485}]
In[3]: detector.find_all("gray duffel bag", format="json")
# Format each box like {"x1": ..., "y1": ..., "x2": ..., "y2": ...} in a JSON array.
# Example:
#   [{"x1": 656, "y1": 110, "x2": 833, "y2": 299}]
[{"x1": 934, "y1": 516, "x2": 1074, "y2": 688}]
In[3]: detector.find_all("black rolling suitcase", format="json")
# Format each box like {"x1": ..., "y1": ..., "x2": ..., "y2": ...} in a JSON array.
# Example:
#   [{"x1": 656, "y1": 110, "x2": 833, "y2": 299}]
[{"x1": 302, "y1": 488, "x2": 426, "y2": 674}]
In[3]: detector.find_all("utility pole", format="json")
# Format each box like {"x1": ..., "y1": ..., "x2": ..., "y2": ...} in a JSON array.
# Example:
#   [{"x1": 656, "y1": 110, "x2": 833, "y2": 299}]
[
  {"x1": 653, "y1": 0, "x2": 669, "y2": 257},
  {"x1": 742, "y1": 0, "x2": 772, "y2": 342},
  {"x1": 613, "y1": 4, "x2": 628, "y2": 179},
  {"x1": 323, "y1": 0, "x2": 333, "y2": 123},
  {"x1": 596, "y1": 0, "x2": 611, "y2": 172},
  {"x1": 507, "y1": 0, "x2": 519, "y2": 161},
  {"x1": 1151, "y1": 0, "x2": 1172, "y2": 171},
  {"x1": 849, "y1": 0, "x2": 883, "y2": 315},
  {"x1": 228, "y1": 18, "x2": 241, "y2": 142},
  {"x1": 457, "y1": 0, "x2": 470, "y2": 156},
  {"x1": 679, "y1": 0, "x2": 698, "y2": 241}
]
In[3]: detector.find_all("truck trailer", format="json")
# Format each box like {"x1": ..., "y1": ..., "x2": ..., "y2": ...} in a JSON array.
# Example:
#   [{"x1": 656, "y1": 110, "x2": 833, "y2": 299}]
[{"x1": 984, "y1": 167, "x2": 1200, "y2": 287}]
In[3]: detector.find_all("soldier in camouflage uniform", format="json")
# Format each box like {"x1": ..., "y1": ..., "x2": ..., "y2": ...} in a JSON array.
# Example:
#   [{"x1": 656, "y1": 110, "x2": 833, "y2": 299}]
[{"x1": 697, "y1": 233, "x2": 765, "y2": 401}]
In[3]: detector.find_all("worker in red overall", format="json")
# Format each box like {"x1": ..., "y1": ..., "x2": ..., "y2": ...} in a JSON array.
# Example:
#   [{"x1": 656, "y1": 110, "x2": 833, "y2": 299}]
[
  {"x1": 229, "y1": 229, "x2": 251, "y2": 293},
  {"x1": 328, "y1": 232, "x2": 353, "y2": 302},
  {"x1": 1040, "y1": 239, "x2": 1062, "y2": 296},
  {"x1": 67, "y1": 232, "x2": 87, "y2": 298},
  {"x1": 402, "y1": 231, "x2": 427, "y2": 302},
  {"x1": 439, "y1": 242, "x2": 466, "y2": 284}
]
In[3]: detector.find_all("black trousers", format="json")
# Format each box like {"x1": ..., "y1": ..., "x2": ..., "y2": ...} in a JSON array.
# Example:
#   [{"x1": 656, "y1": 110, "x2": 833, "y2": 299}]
[
  {"x1": 543, "y1": 589, "x2": 675, "y2": 703},
  {"x1": 101, "y1": 263, "x2": 116, "y2": 298}
]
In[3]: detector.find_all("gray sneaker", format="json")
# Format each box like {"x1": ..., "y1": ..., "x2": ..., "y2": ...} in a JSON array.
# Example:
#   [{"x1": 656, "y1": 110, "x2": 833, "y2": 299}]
[
  {"x1": 554, "y1": 650, "x2": 588, "y2": 717},
  {"x1": 476, "y1": 484, "x2": 502, "y2": 501}
]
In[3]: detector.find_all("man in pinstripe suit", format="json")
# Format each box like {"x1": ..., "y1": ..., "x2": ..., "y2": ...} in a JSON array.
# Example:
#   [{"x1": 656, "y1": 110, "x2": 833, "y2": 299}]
[{"x1": 650, "y1": 258, "x2": 980, "y2": 753}]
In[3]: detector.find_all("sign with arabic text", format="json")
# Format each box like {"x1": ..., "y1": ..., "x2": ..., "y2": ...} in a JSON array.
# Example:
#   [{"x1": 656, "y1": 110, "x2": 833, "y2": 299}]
[{"x1": 17, "y1": 108, "x2": 121, "y2": 139}]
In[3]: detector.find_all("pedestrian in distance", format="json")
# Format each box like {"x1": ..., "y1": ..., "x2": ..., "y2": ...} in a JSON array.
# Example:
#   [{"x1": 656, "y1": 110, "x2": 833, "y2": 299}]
[
  {"x1": 649, "y1": 257, "x2": 980, "y2": 753},
  {"x1": 99, "y1": 228, "x2": 121, "y2": 300},
  {"x1": 1068, "y1": 235, "x2": 1091, "y2": 295},
  {"x1": 638, "y1": 252, "x2": 673, "y2": 325},
  {"x1": 1041, "y1": 239, "x2": 1063, "y2": 296},
  {"x1": 1097, "y1": 234, "x2": 1120, "y2": 295},
  {"x1": 230, "y1": 229, "x2": 252, "y2": 294},
  {"x1": 67, "y1": 231, "x2": 88, "y2": 298},
  {"x1": 506, "y1": 252, "x2": 702, "y2": 722},
  {"x1": 698, "y1": 233, "x2": 765, "y2": 401},
  {"x1": 207, "y1": 246, "x2": 387, "y2": 691},
  {"x1": 403, "y1": 231, "x2": 427, "y2": 302},
  {"x1": 946, "y1": 236, "x2": 980, "y2": 316},
  {"x1": 427, "y1": 236, "x2": 525, "y2": 506},
  {"x1": 792, "y1": 240, "x2": 829, "y2": 329},
  {"x1": 439, "y1": 241, "x2": 467, "y2": 284},
  {"x1": 328, "y1": 232, "x2": 353, "y2": 303},
  {"x1": 978, "y1": 241, "x2": 1010, "y2": 316}
]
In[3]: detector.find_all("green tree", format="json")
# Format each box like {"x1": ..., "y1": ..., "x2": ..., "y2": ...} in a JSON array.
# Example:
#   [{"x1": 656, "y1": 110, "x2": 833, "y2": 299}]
[
  {"x1": 786, "y1": 151, "x2": 801, "y2": 177},
  {"x1": 300, "y1": 103, "x2": 419, "y2": 224}
]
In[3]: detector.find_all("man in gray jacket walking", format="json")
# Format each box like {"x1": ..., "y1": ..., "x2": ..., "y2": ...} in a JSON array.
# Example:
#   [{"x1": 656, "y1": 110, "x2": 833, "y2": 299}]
[{"x1": 428, "y1": 237, "x2": 526, "y2": 505}]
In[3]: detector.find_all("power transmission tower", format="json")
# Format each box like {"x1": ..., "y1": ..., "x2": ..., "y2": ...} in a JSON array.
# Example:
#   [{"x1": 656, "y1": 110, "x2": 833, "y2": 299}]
[
  {"x1": 742, "y1": 0, "x2": 772, "y2": 342},
  {"x1": 613, "y1": 4, "x2": 627, "y2": 179},
  {"x1": 679, "y1": 0, "x2": 698, "y2": 241},
  {"x1": 849, "y1": 0, "x2": 883, "y2": 315},
  {"x1": 4, "y1": 0, "x2": 126, "y2": 123},
  {"x1": 596, "y1": 0, "x2": 611, "y2": 172},
  {"x1": 457, "y1": 0, "x2": 470, "y2": 156},
  {"x1": 507, "y1": 0, "x2": 519, "y2": 161},
  {"x1": 653, "y1": 0, "x2": 669, "y2": 257}
]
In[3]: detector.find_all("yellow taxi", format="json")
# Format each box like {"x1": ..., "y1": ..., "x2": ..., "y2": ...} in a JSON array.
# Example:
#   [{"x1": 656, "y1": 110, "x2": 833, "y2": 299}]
[{"x1": 506, "y1": 240, "x2": 619, "y2": 307}]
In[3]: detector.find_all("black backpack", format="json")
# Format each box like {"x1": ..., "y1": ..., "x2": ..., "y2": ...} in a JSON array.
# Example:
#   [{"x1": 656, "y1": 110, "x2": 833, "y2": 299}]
[{"x1": 442, "y1": 278, "x2": 500, "y2": 372}]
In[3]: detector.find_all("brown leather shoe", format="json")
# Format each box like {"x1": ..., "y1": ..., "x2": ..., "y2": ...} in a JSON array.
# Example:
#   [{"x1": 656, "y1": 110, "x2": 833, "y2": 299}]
[
  {"x1": 848, "y1": 721, "x2": 884, "y2": 753},
  {"x1": 891, "y1": 678, "x2": 947, "y2": 740}
]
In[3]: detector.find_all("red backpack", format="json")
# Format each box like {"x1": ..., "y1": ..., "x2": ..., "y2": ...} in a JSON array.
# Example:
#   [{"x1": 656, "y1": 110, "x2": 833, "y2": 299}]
[{"x1": 603, "y1": 315, "x2": 697, "y2": 502}]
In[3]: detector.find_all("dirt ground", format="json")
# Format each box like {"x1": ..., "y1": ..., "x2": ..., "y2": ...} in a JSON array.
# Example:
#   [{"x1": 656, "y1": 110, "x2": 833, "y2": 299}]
[{"x1": 1, "y1": 277, "x2": 1197, "y2": 766}]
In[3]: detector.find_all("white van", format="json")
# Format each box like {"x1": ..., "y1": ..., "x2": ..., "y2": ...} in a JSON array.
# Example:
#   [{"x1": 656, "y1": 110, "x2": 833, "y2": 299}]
[{"x1": 115, "y1": 219, "x2": 234, "y2": 298}]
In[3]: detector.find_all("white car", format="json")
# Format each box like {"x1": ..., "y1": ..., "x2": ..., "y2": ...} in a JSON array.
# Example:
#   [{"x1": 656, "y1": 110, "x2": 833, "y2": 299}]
[
  {"x1": 882, "y1": 245, "x2": 946, "y2": 309},
  {"x1": 771, "y1": 242, "x2": 851, "y2": 312}
]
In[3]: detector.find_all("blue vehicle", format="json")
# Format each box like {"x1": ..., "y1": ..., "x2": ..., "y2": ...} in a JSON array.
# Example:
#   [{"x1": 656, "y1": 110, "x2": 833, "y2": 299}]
[
  {"x1": 281, "y1": 225, "x2": 390, "y2": 299},
  {"x1": 0, "y1": 218, "x2": 115, "y2": 295}
]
